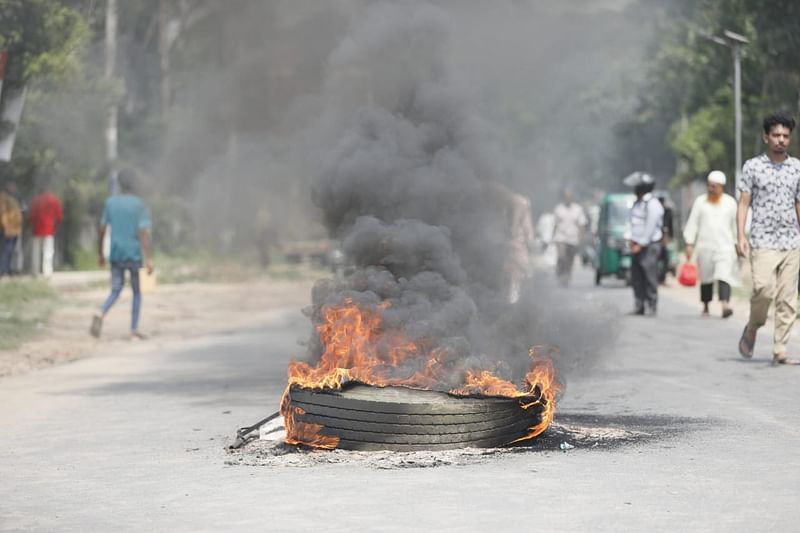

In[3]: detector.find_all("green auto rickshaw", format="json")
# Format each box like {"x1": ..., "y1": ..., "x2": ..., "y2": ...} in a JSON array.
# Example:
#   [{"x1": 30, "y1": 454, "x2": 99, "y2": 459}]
[{"x1": 594, "y1": 192, "x2": 636, "y2": 286}]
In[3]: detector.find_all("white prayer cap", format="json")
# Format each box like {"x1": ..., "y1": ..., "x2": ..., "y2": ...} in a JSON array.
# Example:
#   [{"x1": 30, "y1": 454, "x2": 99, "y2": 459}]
[{"x1": 707, "y1": 170, "x2": 726, "y2": 185}]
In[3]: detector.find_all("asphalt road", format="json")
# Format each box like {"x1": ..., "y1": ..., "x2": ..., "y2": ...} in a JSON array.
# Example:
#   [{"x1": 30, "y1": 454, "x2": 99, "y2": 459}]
[{"x1": 1, "y1": 271, "x2": 799, "y2": 532}]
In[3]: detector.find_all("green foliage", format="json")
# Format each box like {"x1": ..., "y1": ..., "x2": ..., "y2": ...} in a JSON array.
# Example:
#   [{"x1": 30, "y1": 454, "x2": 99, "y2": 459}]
[
  {"x1": 618, "y1": 0, "x2": 800, "y2": 185},
  {"x1": 0, "y1": 0, "x2": 89, "y2": 86},
  {"x1": 60, "y1": 175, "x2": 108, "y2": 266},
  {"x1": 0, "y1": 1, "x2": 113, "y2": 268},
  {"x1": 66, "y1": 247, "x2": 102, "y2": 271},
  {"x1": 669, "y1": 90, "x2": 734, "y2": 184}
]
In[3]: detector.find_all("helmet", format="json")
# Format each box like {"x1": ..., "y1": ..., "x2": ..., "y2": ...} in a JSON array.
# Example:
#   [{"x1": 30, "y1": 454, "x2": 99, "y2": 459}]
[{"x1": 622, "y1": 172, "x2": 655, "y2": 188}]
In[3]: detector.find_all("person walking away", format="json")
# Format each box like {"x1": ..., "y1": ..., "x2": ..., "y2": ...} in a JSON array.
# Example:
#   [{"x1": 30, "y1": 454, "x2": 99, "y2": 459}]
[
  {"x1": 0, "y1": 182, "x2": 23, "y2": 277},
  {"x1": 506, "y1": 192, "x2": 535, "y2": 302},
  {"x1": 90, "y1": 169, "x2": 154, "y2": 340},
  {"x1": 624, "y1": 172, "x2": 664, "y2": 315},
  {"x1": 552, "y1": 189, "x2": 587, "y2": 286},
  {"x1": 683, "y1": 170, "x2": 739, "y2": 318},
  {"x1": 737, "y1": 112, "x2": 800, "y2": 365},
  {"x1": 28, "y1": 183, "x2": 63, "y2": 278}
]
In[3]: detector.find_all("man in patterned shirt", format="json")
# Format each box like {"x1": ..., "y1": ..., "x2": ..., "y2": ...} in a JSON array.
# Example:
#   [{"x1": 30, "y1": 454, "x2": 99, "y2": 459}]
[{"x1": 737, "y1": 112, "x2": 800, "y2": 365}]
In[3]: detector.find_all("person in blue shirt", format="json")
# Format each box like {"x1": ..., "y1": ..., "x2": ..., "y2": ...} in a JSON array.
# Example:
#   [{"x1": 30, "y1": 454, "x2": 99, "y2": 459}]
[{"x1": 90, "y1": 168, "x2": 154, "y2": 339}]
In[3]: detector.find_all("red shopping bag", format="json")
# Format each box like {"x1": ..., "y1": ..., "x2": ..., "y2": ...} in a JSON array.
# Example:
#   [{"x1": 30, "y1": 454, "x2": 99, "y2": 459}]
[{"x1": 678, "y1": 262, "x2": 697, "y2": 287}]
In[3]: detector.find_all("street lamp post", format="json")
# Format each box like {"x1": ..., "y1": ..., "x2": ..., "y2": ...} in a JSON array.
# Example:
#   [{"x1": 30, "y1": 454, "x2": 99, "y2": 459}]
[{"x1": 706, "y1": 30, "x2": 749, "y2": 191}]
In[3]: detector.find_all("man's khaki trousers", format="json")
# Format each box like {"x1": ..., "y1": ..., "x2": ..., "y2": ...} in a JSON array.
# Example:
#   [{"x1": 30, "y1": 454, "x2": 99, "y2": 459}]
[{"x1": 748, "y1": 248, "x2": 800, "y2": 357}]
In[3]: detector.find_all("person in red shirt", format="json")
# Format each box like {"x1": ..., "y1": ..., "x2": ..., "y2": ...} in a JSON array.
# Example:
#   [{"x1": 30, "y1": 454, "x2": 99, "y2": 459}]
[{"x1": 28, "y1": 183, "x2": 63, "y2": 278}]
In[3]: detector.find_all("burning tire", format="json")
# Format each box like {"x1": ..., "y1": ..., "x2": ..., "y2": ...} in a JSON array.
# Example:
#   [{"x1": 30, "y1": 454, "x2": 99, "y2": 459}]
[{"x1": 287, "y1": 384, "x2": 545, "y2": 451}]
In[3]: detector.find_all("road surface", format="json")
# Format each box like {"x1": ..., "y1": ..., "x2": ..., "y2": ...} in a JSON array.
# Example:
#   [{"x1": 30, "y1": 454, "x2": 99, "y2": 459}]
[{"x1": 1, "y1": 271, "x2": 798, "y2": 532}]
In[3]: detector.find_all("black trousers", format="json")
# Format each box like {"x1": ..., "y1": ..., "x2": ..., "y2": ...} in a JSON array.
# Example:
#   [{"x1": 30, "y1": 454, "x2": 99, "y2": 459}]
[
  {"x1": 556, "y1": 243, "x2": 577, "y2": 280},
  {"x1": 632, "y1": 243, "x2": 661, "y2": 312},
  {"x1": 700, "y1": 281, "x2": 731, "y2": 303}
]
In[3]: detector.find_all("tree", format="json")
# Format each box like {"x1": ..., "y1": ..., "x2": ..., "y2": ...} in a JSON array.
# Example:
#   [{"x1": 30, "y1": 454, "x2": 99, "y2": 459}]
[
  {"x1": 616, "y1": 0, "x2": 800, "y2": 187},
  {"x1": 0, "y1": 1, "x2": 103, "y2": 266},
  {"x1": 0, "y1": 0, "x2": 88, "y2": 86}
]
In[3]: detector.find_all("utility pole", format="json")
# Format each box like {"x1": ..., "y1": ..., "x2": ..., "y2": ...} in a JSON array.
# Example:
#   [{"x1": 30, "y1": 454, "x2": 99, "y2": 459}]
[
  {"x1": 105, "y1": 0, "x2": 118, "y2": 164},
  {"x1": 703, "y1": 29, "x2": 749, "y2": 191},
  {"x1": 725, "y1": 31, "x2": 748, "y2": 191}
]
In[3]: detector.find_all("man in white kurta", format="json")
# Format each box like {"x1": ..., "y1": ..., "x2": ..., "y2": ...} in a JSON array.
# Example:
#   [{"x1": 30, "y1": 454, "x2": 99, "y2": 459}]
[{"x1": 683, "y1": 170, "x2": 739, "y2": 318}]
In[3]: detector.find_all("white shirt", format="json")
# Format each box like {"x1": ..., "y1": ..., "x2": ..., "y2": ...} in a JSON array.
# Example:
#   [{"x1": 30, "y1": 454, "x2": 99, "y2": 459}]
[
  {"x1": 627, "y1": 193, "x2": 664, "y2": 246},
  {"x1": 552, "y1": 203, "x2": 587, "y2": 246}
]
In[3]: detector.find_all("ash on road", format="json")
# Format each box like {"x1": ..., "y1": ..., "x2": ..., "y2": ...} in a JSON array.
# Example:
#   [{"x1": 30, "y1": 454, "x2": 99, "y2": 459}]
[{"x1": 227, "y1": 413, "x2": 697, "y2": 469}]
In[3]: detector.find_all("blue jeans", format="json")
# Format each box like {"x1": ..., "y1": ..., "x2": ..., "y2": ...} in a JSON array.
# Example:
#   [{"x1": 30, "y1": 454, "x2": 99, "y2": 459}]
[
  {"x1": 0, "y1": 236, "x2": 17, "y2": 275},
  {"x1": 101, "y1": 261, "x2": 142, "y2": 331}
]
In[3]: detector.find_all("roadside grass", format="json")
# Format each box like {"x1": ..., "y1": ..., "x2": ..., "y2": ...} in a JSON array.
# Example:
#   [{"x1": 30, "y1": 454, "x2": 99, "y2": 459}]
[
  {"x1": 155, "y1": 253, "x2": 329, "y2": 284},
  {"x1": 0, "y1": 279, "x2": 59, "y2": 350}
]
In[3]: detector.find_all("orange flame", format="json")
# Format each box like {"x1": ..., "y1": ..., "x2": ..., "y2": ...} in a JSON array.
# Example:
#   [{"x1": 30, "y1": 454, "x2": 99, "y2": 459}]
[
  {"x1": 280, "y1": 299, "x2": 560, "y2": 448},
  {"x1": 280, "y1": 391, "x2": 339, "y2": 449},
  {"x1": 451, "y1": 349, "x2": 560, "y2": 442}
]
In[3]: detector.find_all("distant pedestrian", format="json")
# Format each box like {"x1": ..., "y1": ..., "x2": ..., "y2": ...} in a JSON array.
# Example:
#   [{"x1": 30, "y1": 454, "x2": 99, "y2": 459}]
[
  {"x1": 28, "y1": 183, "x2": 63, "y2": 278},
  {"x1": 737, "y1": 112, "x2": 800, "y2": 365},
  {"x1": 0, "y1": 181, "x2": 23, "y2": 277},
  {"x1": 505, "y1": 192, "x2": 535, "y2": 302},
  {"x1": 90, "y1": 169, "x2": 154, "y2": 340},
  {"x1": 624, "y1": 172, "x2": 664, "y2": 316},
  {"x1": 552, "y1": 189, "x2": 587, "y2": 286},
  {"x1": 683, "y1": 170, "x2": 738, "y2": 318},
  {"x1": 5, "y1": 181, "x2": 26, "y2": 274}
]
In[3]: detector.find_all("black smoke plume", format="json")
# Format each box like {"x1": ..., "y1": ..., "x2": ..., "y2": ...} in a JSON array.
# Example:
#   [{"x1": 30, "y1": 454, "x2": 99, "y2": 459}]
[{"x1": 304, "y1": 1, "x2": 619, "y2": 389}]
